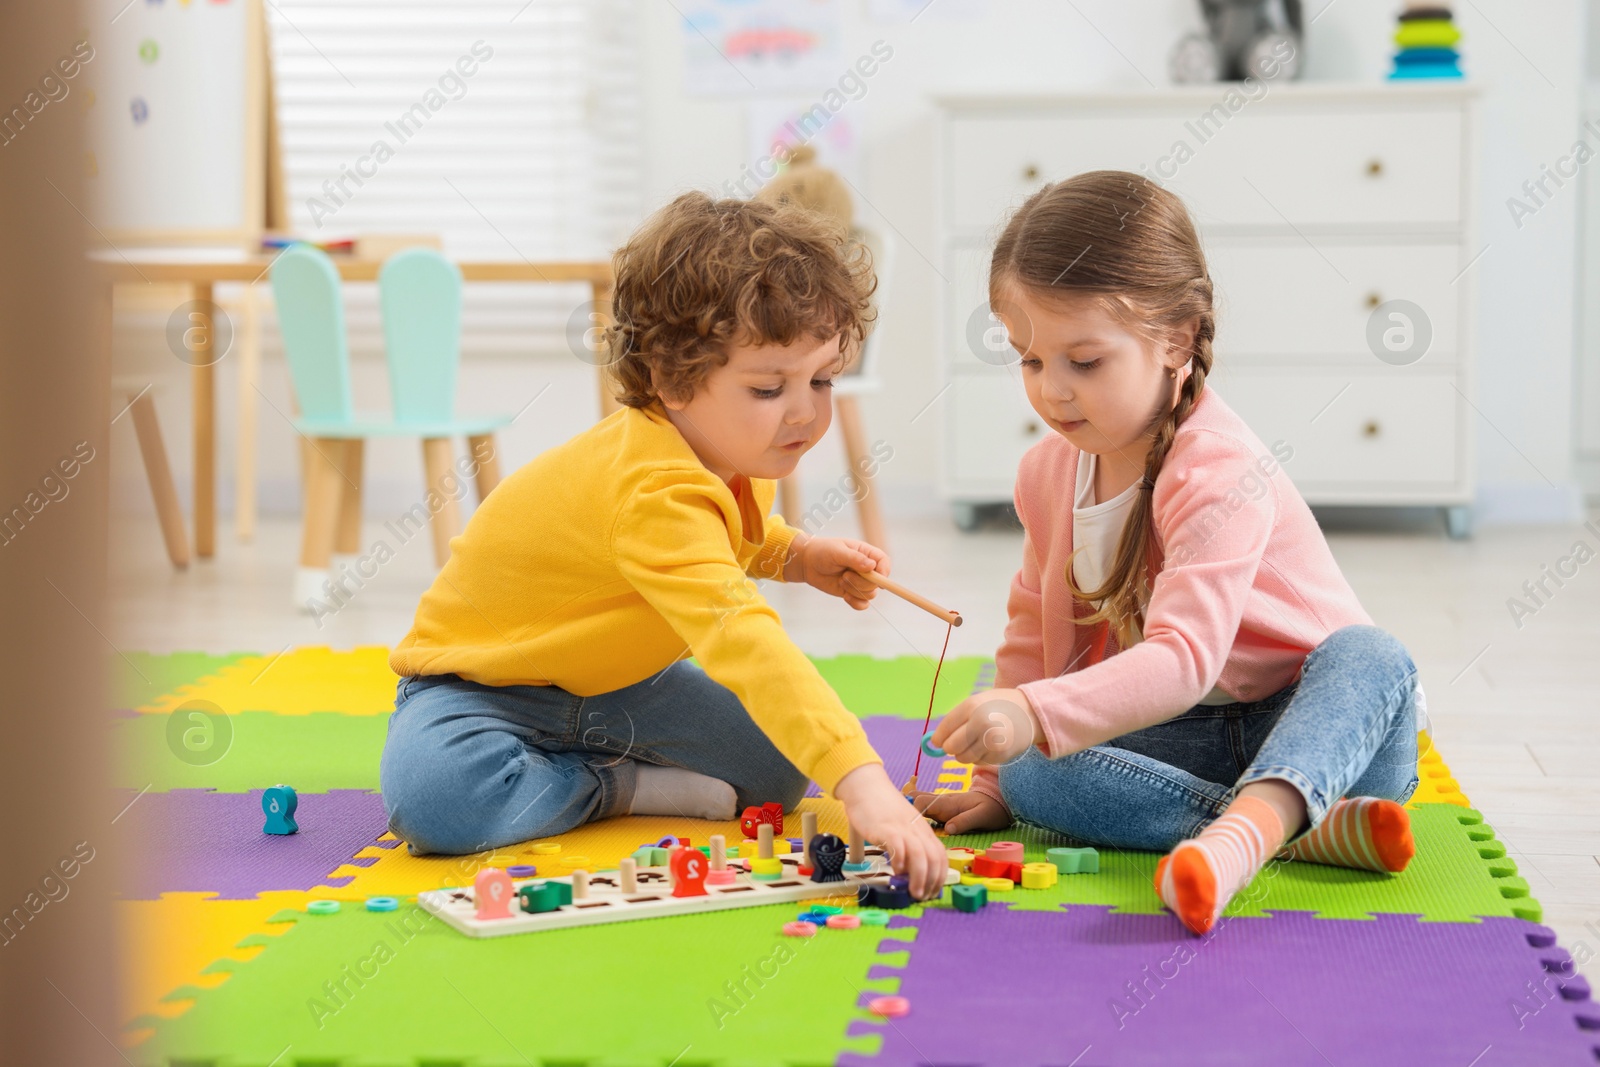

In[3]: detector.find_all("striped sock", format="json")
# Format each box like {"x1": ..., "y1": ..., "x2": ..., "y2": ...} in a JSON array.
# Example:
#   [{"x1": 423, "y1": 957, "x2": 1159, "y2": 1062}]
[
  {"x1": 1155, "y1": 794, "x2": 1284, "y2": 935},
  {"x1": 1285, "y1": 797, "x2": 1415, "y2": 873}
]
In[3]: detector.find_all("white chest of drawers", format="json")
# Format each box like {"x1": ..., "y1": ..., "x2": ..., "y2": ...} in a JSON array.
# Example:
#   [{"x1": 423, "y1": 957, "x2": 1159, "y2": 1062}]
[{"x1": 934, "y1": 84, "x2": 1480, "y2": 538}]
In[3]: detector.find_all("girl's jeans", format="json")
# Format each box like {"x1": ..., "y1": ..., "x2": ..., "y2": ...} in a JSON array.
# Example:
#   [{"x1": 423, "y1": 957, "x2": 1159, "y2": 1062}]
[
  {"x1": 997, "y1": 625, "x2": 1422, "y2": 850},
  {"x1": 380, "y1": 661, "x2": 809, "y2": 856}
]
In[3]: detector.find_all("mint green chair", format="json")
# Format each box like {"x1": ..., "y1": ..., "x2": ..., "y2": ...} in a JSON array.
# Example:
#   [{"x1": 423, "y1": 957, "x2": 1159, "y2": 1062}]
[{"x1": 269, "y1": 244, "x2": 510, "y2": 610}]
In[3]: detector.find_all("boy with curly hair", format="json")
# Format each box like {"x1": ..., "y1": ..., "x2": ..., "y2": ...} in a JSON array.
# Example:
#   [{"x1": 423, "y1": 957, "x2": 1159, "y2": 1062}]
[{"x1": 383, "y1": 193, "x2": 948, "y2": 898}]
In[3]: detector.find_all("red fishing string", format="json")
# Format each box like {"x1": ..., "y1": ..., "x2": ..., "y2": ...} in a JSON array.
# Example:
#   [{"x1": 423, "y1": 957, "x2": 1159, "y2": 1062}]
[{"x1": 910, "y1": 619, "x2": 955, "y2": 784}]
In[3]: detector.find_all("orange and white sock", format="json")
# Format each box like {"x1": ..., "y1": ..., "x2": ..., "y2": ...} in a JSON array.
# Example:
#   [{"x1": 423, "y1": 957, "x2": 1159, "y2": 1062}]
[
  {"x1": 1155, "y1": 794, "x2": 1284, "y2": 935},
  {"x1": 1285, "y1": 797, "x2": 1414, "y2": 873}
]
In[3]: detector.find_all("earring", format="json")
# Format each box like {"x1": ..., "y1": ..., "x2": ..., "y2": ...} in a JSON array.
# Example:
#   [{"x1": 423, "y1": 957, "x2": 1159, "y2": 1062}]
[{"x1": 1168, "y1": 368, "x2": 1178, "y2": 379}]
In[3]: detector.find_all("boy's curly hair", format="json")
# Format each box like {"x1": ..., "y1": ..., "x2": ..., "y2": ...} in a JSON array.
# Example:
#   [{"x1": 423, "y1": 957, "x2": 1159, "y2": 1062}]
[{"x1": 604, "y1": 192, "x2": 876, "y2": 408}]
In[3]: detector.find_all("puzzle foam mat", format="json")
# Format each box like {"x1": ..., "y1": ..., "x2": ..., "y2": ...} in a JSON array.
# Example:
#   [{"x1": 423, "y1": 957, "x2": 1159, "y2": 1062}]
[{"x1": 114, "y1": 648, "x2": 1599, "y2": 1066}]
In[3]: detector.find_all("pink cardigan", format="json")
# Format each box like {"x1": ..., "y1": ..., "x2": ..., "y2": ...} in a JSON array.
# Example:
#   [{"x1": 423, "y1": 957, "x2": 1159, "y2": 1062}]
[{"x1": 970, "y1": 382, "x2": 1373, "y2": 810}]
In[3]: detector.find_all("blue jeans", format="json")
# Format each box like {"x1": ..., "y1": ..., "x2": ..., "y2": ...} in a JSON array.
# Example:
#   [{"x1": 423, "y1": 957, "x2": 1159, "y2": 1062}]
[
  {"x1": 997, "y1": 625, "x2": 1421, "y2": 851},
  {"x1": 379, "y1": 662, "x2": 809, "y2": 856}
]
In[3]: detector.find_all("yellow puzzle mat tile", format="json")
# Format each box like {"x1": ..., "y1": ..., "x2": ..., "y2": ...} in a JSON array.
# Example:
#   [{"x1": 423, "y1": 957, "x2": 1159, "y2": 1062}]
[
  {"x1": 308, "y1": 797, "x2": 854, "y2": 901},
  {"x1": 118, "y1": 891, "x2": 312, "y2": 1045},
  {"x1": 136, "y1": 646, "x2": 399, "y2": 716},
  {"x1": 936, "y1": 760, "x2": 972, "y2": 792},
  {"x1": 1408, "y1": 741, "x2": 1471, "y2": 808}
]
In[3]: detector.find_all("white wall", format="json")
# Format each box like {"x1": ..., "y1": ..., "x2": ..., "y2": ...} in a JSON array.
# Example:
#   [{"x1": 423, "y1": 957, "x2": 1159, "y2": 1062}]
[
  {"x1": 633, "y1": 0, "x2": 1590, "y2": 525},
  {"x1": 110, "y1": 0, "x2": 1591, "y2": 532}
]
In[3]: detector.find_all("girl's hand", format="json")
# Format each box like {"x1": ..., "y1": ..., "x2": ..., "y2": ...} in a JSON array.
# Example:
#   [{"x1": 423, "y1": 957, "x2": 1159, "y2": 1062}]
[
  {"x1": 831, "y1": 763, "x2": 948, "y2": 901},
  {"x1": 914, "y1": 790, "x2": 1013, "y2": 835},
  {"x1": 930, "y1": 688, "x2": 1042, "y2": 766},
  {"x1": 784, "y1": 533, "x2": 888, "y2": 610}
]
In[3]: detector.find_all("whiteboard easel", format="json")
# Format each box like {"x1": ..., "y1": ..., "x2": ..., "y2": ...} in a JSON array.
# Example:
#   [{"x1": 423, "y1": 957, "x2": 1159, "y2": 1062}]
[{"x1": 87, "y1": 0, "x2": 275, "y2": 246}]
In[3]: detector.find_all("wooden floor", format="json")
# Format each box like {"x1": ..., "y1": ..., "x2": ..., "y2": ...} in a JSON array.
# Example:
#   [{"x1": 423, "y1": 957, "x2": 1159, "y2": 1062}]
[{"x1": 110, "y1": 507, "x2": 1600, "y2": 974}]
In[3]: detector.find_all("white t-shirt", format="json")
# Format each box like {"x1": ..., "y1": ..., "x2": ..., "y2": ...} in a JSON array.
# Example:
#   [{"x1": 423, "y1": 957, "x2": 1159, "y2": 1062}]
[{"x1": 1073, "y1": 450, "x2": 1237, "y2": 706}]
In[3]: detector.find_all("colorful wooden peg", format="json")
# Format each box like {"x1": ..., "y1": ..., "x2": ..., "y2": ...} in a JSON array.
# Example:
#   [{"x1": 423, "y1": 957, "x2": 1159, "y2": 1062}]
[
  {"x1": 671, "y1": 846, "x2": 709, "y2": 897},
  {"x1": 984, "y1": 841, "x2": 1025, "y2": 864},
  {"x1": 517, "y1": 881, "x2": 563, "y2": 914},
  {"x1": 952, "y1": 883, "x2": 988, "y2": 912},
  {"x1": 262, "y1": 785, "x2": 298, "y2": 835},
  {"x1": 739, "y1": 801, "x2": 784, "y2": 839},
  {"x1": 800, "y1": 811, "x2": 818, "y2": 868},
  {"x1": 809, "y1": 833, "x2": 847, "y2": 883},
  {"x1": 1046, "y1": 846, "x2": 1100, "y2": 874},
  {"x1": 859, "y1": 884, "x2": 913, "y2": 909},
  {"x1": 1021, "y1": 862, "x2": 1058, "y2": 889},
  {"x1": 844, "y1": 822, "x2": 870, "y2": 873},
  {"x1": 971, "y1": 855, "x2": 1023, "y2": 882},
  {"x1": 474, "y1": 868, "x2": 516, "y2": 920}
]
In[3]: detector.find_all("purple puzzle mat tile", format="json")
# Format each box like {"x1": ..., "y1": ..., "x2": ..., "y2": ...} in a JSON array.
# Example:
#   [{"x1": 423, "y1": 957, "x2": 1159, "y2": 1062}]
[
  {"x1": 807, "y1": 717, "x2": 950, "y2": 798},
  {"x1": 119, "y1": 789, "x2": 394, "y2": 900},
  {"x1": 842, "y1": 906, "x2": 1600, "y2": 1067}
]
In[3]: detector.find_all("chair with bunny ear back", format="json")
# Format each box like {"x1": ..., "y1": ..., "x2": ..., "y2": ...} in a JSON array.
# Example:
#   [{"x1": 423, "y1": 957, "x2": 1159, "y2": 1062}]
[{"x1": 270, "y1": 243, "x2": 509, "y2": 611}]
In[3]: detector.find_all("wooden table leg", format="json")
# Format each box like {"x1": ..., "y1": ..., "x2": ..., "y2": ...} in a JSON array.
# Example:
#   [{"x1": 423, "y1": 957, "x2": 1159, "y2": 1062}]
[
  {"x1": 235, "y1": 285, "x2": 261, "y2": 542},
  {"x1": 590, "y1": 277, "x2": 621, "y2": 419},
  {"x1": 192, "y1": 280, "x2": 216, "y2": 558}
]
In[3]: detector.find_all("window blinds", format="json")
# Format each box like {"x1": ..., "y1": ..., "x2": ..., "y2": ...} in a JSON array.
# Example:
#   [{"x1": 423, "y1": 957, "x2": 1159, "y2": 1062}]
[{"x1": 265, "y1": 0, "x2": 641, "y2": 358}]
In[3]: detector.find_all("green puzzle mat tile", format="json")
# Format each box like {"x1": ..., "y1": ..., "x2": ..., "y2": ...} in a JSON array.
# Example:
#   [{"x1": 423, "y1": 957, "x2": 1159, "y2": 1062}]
[
  {"x1": 813, "y1": 654, "x2": 988, "y2": 720},
  {"x1": 936, "y1": 803, "x2": 1539, "y2": 924},
  {"x1": 118, "y1": 654, "x2": 990, "y2": 793},
  {"x1": 115, "y1": 711, "x2": 388, "y2": 793},
  {"x1": 113, "y1": 651, "x2": 256, "y2": 711},
  {"x1": 130, "y1": 898, "x2": 918, "y2": 1065}
]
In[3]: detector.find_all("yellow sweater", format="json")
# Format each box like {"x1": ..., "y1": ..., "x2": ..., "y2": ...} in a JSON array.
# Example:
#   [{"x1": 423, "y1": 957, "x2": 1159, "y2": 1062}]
[{"x1": 389, "y1": 404, "x2": 882, "y2": 794}]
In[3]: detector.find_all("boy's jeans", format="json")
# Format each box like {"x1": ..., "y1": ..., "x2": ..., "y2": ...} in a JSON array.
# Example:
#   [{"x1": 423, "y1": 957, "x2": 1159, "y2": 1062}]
[
  {"x1": 380, "y1": 661, "x2": 809, "y2": 856},
  {"x1": 997, "y1": 625, "x2": 1422, "y2": 850}
]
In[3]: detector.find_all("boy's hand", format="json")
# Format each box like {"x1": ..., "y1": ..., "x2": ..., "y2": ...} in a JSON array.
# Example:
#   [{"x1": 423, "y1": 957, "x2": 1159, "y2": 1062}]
[
  {"x1": 832, "y1": 763, "x2": 948, "y2": 901},
  {"x1": 785, "y1": 532, "x2": 888, "y2": 610},
  {"x1": 930, "y1": 688, "x2": 1042, "y2": 766},
  {"x1": 914, "y1": 790, "x2": 1012, "y2": 835}
]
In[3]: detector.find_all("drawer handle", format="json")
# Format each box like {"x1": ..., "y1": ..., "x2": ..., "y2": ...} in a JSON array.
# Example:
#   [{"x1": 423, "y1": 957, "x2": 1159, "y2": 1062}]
[
  {"x1": 1365, "y1": 291, "x2": 1383, "y2": 310},
  {"x1": 1024, "y1": 421, "x2": 1041, "y2": 436},
  {"x1": 1362, "y1": 419, "x2": 1381, "y2": 438},
  {"x1": 1022, "y1": 164, "x2": 1040, "y2": 181},
  {"x1": 1366, "y1": 158, "x2": 1384, "y2": 178}
]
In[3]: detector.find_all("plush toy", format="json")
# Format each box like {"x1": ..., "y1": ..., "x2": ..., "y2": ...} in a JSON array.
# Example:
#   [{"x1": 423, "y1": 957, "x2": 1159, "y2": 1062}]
[
  {"x1": 753, "y1": 144, "x2": 876, "y2": 374},
  {"x1": 1169, "y1": 0, "x2": 1304, "y2": 83},
  {"x1": 753, "y1": 144, "x2": 853, "y2": 230}
]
